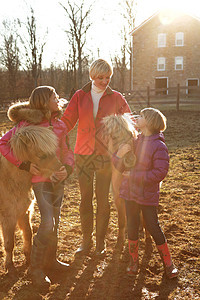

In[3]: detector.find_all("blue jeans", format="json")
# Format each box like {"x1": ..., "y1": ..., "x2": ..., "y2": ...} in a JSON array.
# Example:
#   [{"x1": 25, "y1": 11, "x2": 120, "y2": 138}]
[
  {"x1": 32, "y1": 182, "x2": 64, "y2": 245},
  {"x1": 125, "y1": 200, "x2": 166, "y2": 245}
]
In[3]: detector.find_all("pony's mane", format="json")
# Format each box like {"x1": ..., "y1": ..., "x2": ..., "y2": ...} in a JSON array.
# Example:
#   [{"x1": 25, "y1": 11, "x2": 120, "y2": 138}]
[
  {"x1": 101, "y1": 113, "x2": 137, "y2": 167},
  {"x1": 10, "y1": 126, "x2": 58, "y2": 162},
  {"x1": 101, "y1": 113, "x2": 137, "y2": 148}
]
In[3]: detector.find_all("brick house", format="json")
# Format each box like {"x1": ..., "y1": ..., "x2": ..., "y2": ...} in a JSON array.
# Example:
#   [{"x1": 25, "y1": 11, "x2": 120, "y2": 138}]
[{"x1": 130, "y1": 10, "x2": 200, "y2": 94}]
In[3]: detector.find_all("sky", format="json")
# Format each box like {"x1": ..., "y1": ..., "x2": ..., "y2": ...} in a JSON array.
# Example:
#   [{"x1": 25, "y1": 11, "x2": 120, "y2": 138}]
[{"x1": 0, "y1": 0, "x2": 200, "y2": 68}]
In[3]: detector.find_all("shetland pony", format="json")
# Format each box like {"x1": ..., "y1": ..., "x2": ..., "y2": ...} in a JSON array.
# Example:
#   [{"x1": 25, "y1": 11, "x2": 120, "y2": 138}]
[{"x1": 0, "y1": 126, "x2": 62, "y2": 274}]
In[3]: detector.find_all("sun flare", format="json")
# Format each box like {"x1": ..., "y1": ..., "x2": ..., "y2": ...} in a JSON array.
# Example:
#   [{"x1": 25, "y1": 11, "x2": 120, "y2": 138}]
[{"x1": 137, "y1": 0, "x2": 200, "y2": 26}]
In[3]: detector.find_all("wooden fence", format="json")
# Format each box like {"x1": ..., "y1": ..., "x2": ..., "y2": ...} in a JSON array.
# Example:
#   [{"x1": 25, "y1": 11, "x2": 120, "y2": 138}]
[
  {"x1": 1, "y1": 84, "x2": 200, "y2": 112},
  {"x1": 123, "y1": 84, "x2": 200, "y2": 111}
]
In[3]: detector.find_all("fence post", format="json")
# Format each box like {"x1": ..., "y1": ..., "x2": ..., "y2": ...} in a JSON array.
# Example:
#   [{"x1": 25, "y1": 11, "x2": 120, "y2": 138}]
[
  {"x1": 147, "y1": 86, "x2": 150, "y2": 107},
  {"x1": 176, "y1": 84, "x2": 180, "y2": 111}
]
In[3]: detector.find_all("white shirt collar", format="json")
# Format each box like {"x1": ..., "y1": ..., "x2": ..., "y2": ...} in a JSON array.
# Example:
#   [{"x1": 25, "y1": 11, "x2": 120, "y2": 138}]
[{"x1": 92, "y1": 81, "x2": 105, "y2": 94}]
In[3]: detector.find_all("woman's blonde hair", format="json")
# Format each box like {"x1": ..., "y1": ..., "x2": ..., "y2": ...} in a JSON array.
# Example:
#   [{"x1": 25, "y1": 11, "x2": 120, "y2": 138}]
[
  {"x1": 89, "y1": 59, "x2": 113, "y2": 80},
  {"x1": 141, "y1": 107, "x2": 167, "y2": 133},
  {"x1": 29, "y1": 86, "x2": 61, "y2": 120}
]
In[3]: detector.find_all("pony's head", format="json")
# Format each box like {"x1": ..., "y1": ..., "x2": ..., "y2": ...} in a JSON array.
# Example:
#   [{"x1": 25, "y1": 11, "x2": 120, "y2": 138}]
[
  {"x1": 10, "y1": 126, "x2": 62, "y2": 177},
  {"x1": 101, "y1": 113, "x2": 137, "y2": 168},
  {"x1": 102, "y1": 114, "x2": 137, "y2": 144}
]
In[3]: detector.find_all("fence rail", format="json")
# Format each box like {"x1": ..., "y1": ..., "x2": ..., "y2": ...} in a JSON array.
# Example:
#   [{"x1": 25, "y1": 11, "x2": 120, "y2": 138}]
[{"x1": 123, "y1": 84, "x2": 200, "y2": 111}]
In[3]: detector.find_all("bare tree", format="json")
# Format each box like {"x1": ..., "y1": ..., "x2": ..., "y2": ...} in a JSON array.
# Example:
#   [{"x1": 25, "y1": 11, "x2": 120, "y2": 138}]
[
  {"x1": 18, "y1": 6, "x2": 47, "y2": 87},
  {"x1": 113, "y1": 43, "x2": 127, "y2": 92},
  {"x1": 120, "y1": 0, "x2": 137, "y2": 90},
  {"x1": 0, "y1": 20, "x2": 20, "y2": 98},
  {"x1": 60, "y1": 0, "x2": 93, "y2": 88}
]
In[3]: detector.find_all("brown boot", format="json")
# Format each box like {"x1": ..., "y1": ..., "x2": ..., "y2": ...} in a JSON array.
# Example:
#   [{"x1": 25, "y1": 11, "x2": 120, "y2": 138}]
[
  {"x1": 44, "y1": 234, "x2": 69, "y2": 273},
  {"x1": 127, "y1": 240, "x2": 139, "y2": 276},
  {"x1": 75, "y1": 238, "x2": 93, "y2": 255},
  {"x1": 157, "y1": 242, "x2": 178, "y2": 279},
  {"x1": 29, "y1": 237, "x2": 51, "y2": 288},
  {"x1": 95, "y1": 238, "x2": 106, "y2": 256},
  {"x1": 95, "y1": 207, "x2": 109, "y2": 257},
  {"x1": 76, "y1": 211, "x2": 93, "y2": 255}
]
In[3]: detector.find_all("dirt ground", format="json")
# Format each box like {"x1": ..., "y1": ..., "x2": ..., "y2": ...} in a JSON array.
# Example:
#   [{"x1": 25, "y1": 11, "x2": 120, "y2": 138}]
[{"x1": 0, "y1": 108, "x2": 199, "y2": 300}]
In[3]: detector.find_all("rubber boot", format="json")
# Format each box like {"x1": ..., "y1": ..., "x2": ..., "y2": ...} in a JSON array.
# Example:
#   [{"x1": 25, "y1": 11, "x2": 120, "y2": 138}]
[
  {"x1": 44, "y1": 234, "x2": 69, "y2": 273},
  {"x1": 76, "y1": 212, "x2": 93, "y2": 255},
  {"x1": 28, "y1": 237, "x2": 50, "y2": 288},
  {"x1": 127, "y1": 240, "x2": 139, "y2": 276},
  {"x1": 156, "y1": 242, "x2": 178, "y2": 279}
]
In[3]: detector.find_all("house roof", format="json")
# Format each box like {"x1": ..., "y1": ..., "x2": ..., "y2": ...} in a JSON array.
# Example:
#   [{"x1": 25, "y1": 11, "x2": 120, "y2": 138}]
[{"x1": 130, "y1": 9, "x2": 200, "y2": 36}]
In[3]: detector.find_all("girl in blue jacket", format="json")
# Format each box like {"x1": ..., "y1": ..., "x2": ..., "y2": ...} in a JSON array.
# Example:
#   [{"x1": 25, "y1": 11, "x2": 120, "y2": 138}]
[{"x1": 112, "y1": 107, "x2": 178, "y2": 279}]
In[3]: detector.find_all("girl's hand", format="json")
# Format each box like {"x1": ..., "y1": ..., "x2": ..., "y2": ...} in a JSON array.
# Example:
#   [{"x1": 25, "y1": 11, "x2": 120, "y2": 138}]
[
  {"x1": 116, "y1": 144, "x2": 132, "y2": 158},
  {"x1": 53, "y1": 166, "x2": 68, "y2": 182},
  {"x1": 122, "y1": 171, "x2": 130, "y2": 177},
  {"x1": 29, "y1": 163, "x2": 41, "y2": 176}
]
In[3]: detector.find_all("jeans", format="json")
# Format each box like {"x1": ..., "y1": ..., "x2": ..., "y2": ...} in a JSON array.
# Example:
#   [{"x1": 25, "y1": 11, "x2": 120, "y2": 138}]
[
  {"x1": 75, "y1": 154, "x2": 112, "y2": 242},
  {"x1": 125, "y1": 200, "x2": 166, "y2": 245},
  {"x1": 32, "y1": 182, "x2": 64, "y2": 245}
]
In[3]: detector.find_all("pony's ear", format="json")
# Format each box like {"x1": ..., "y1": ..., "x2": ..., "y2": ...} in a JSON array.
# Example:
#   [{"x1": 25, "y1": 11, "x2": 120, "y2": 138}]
[{"x1": 10, "y1": 133, "x2": 30, "y2": 161}]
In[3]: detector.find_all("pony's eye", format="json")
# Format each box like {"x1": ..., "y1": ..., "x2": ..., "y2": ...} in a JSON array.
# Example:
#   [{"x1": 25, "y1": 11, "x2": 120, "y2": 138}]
[{"x1": 39, "y1": 154, "x2": 48, "y2": 160}]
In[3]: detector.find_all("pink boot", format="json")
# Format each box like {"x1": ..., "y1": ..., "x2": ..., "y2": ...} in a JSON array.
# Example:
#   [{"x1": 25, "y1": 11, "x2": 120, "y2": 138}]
[
  {"x1": 127, "y1": 240, "x2": 139, "y2": 276},
  {"x1": 157, "y1": 242, "x2": 178, "y2": 279}
]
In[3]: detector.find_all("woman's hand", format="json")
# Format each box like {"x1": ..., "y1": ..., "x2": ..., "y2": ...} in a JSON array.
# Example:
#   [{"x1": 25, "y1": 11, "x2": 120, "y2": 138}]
[
  {"x1": 52, "y1": 166, "x2": 68, "y2": 182},
  {"x1": 116, "y1": 144, "x2": 132, "y2": 158},
  {"x1": 29, "y1": 163, "x2": 41, "y2": 176}
]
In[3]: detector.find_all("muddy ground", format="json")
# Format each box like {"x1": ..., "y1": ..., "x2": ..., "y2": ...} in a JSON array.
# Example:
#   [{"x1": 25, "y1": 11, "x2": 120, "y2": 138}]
[{"x1": 0, "y1": 108, "x2": 199, "y2": 300}]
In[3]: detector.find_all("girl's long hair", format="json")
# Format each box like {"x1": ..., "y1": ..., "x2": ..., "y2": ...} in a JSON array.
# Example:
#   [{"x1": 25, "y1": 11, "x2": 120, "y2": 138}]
[{"x1": 29, "y1": 86, "x2": 62, "y2": 120}]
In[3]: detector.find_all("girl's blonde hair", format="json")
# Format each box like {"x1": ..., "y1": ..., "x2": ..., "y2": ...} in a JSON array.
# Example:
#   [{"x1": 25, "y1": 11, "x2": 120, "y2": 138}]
[
  {"x1": 141, "y1": 107, "x2": 167, "y2": 133},
  {"x1": 29, "y1": 86, "x2": 61, "y2": 120},
  {"x1": 89, "y1": 59, "x2": 113, "y2": 80}
]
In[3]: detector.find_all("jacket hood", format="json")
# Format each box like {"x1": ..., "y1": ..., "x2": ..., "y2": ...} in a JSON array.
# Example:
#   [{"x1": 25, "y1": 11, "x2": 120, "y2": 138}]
[
  {"x1": 8, "y1": 101, "x2": 44, "y2": 124},
  {"x1": 7, "y1": 101, "x2": 62, "y2": 124}
]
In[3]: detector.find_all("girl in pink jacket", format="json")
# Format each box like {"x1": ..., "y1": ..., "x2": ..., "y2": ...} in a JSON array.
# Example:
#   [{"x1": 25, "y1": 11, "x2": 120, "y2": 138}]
[{"x1": 0, "y1": 86, "x2": 74, "y2": 288}]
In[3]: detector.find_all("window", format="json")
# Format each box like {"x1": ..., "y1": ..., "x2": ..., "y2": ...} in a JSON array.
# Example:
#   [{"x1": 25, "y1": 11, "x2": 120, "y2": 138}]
[
  {"x1": 157, "y1": 57, "x2": 166, "y2": 71},
  {"x1": 158, "y1": 33, "x2": 166, "y2": 47},
  {"x1": 175, "y1": 32, "x2": 184, "y2": 46},
  {"x1": 187, "y1": 79, "x2": 199, "y2": 94},
  {"x1": 175, "y1": 57, "x2": 183, "y2": 70}
]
